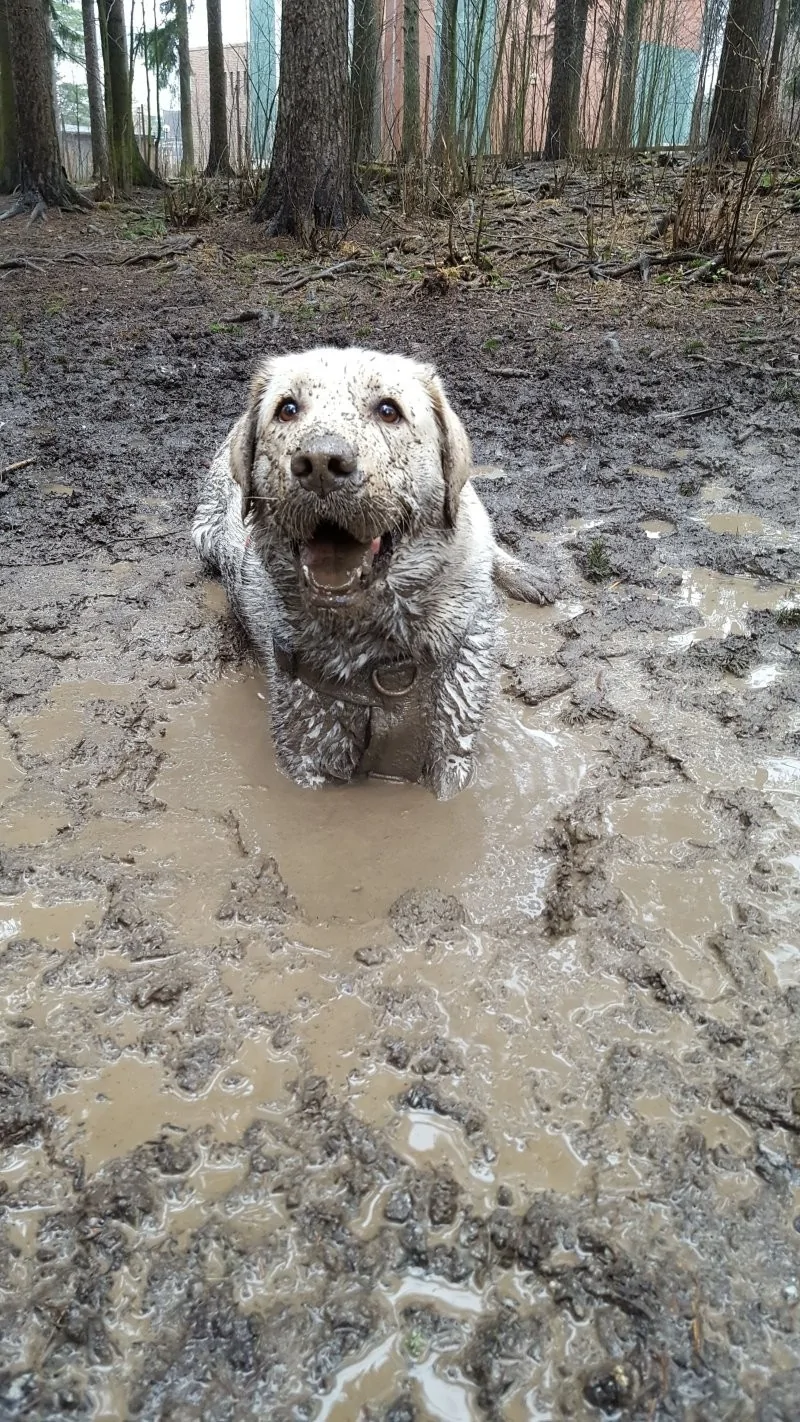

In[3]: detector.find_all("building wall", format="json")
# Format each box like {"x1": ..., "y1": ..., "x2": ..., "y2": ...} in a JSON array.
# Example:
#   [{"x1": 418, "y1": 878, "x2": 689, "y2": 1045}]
[
  {"x1": 189, "y1": 43, "x2": 250, "y2": 169},
  {"x1": 375, "y1": 0, "x2": 707, "y2": 158}
]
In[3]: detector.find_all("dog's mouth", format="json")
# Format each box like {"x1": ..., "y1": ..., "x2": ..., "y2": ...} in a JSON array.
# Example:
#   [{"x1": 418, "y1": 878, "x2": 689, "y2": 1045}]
[{"x1": 295, "y1": 521, "x2": 396, "y2": 605}]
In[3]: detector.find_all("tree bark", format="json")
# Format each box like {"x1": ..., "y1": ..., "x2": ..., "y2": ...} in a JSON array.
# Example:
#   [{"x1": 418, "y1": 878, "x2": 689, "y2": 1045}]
[
  {"x1": 98, "y1": 0, "x2": 160, "y2": 189},
  {"x1": 544, "y1": 0, "x2": 591, "y2": 159},
  {"x1": 350, "y1": 0, "x2": 380, "y2": 165},
  {"x1": 0, "y1": 0, "x2": 19, "y2": 192},
  {"x1": 205, "y1": 0, "x2": 231, "y2": 174},
  {"x1": 615, "y1": 0, "x2": 643, "y2": 146},
  {"x1": 174, "y1": 0, "x2": 194, "y2": 172},
  {"x1": 4, "y1": 0, "x2": 89, "y2": 206},
  {"x1": 254, "y1": 0, "x2": 356, "y2": 238},
  {"x1": 81, "y1": 0, "x2": 110, "y2": 185},
  {"x1": 708, "y1": 0, "x2": 768, "y2": 159},
  {"x1": 432, "y1": 0, "x2": 458, "y2": 168},
  {"x1": 401, "y1": 0, "x2": 421, "y2": 161},
  {"x1": 763, "y1": 0, "x2": 790, "y2": 130}
]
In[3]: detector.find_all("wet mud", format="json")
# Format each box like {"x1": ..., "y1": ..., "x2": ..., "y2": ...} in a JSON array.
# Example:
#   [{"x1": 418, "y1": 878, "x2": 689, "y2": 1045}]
[{"x1": 1, "y1": 211, "x2": 799, "y2": 1420}]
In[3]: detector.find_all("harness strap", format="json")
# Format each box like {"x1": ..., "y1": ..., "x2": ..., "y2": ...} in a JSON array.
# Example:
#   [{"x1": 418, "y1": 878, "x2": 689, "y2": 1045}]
[{"x1": 271, "y1": 637, "x2": 430, "y2": 782}]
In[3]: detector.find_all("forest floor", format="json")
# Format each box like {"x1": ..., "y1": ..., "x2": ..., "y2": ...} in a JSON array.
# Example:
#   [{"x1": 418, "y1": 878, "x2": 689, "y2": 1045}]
[{"x1": 1, "y1": 159, "x2": 799, "y2": 1421}]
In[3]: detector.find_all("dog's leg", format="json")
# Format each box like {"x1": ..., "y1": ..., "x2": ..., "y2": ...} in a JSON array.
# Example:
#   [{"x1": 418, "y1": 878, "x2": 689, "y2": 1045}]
[
  {"x1": 191, "y1": 442, "x2": 247, "y2": 593},
  {"x1": 269, "y1": 674, "x2": 368, "y2": 788},
  {"x1": 424, "y1": 617, "x2": 498, "y2": 801},
  {"x1": 492, "y1": 543, "x2": 555, "y2": 605}
]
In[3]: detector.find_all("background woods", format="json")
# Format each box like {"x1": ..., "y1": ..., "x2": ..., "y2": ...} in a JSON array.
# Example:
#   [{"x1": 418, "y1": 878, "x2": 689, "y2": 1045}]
[{"x1": 0, "y1": 0, "x2": 799, "y2": 213}]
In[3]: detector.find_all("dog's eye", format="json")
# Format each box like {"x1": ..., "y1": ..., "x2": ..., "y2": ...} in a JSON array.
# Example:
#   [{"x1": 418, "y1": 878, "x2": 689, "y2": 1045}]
[
  {"x1": 376, "y1": 399, "x2": 402, "y2": 425},
  {"x1": 276, "y1": 399, "x2": 299, "y2": 422}
]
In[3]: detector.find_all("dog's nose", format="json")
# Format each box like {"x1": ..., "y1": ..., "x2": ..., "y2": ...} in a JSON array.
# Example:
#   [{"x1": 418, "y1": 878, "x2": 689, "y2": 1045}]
[{"x1": 290, "y1": 437, "x2": 358, "y2": 497}]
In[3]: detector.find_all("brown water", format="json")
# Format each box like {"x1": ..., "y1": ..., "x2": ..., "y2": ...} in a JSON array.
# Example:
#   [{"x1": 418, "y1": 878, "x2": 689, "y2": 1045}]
[{"x1": 3, "y1": 574, "x2": 800, "y2": 1419}]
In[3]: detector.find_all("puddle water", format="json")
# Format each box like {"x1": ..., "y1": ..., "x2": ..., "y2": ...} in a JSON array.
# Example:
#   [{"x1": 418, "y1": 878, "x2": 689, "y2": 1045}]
[
  {"x1": 606, "y1": 786, "x2": 715, "y2": 845},
  {"x1": 641, "y1": 519, "x2": 675, "y2": 539},
  {"x1": 565, "y1": 515, "x2": 606, "y2": 532},
  {"x1": 3, "y1": 573, "x2": 798, "y2": 1417},
  {"x1": 701, "y1": 511, "x2": 766, "y2": 535},
  {"x1": 699, "y1": 482, "x2": 733, "y2": 502},
  {"x1": 0, "y1": 727, "x2": 24, "y2": 805},
  {"x1": 53, "y1": 1042, "x2": 289, "y2": 1176},
  {"x1": 150, "y1": 630, "x2": 590, "y2": 928},
  {"x1": 675, "y1": 567, "x2": 799, "y2": 639}
]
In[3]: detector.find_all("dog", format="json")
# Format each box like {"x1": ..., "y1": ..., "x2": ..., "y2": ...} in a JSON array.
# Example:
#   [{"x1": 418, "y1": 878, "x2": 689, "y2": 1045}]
[{"x1": 192, "y1": 347, "x2": 552, "y2": 800}]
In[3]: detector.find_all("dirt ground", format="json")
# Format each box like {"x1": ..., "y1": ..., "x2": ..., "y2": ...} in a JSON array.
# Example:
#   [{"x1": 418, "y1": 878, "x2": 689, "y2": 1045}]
[{"x1": 1, "y1": 169, "x2": 800, "y2": 1421}]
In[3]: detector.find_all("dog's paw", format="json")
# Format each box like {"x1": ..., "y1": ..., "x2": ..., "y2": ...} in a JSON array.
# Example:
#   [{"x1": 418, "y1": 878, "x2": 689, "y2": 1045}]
[
  {"x1": 494, "y1": 551, "x2": 556, "y2": 605},
  {"x1": 511, "y1": 568, "x2": 557, "y2": 605},
  {"x1": 430, "y1": 754, "x2": 476, "y2": 801}
]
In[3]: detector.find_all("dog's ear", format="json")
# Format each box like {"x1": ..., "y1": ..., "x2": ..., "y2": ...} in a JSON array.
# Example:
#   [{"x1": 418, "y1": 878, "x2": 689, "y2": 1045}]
[
  {"x1": 422, "y1": 368, "x2": 472, "y2": 528},
  {"x1": 230, "y1": 363, "x2": 271, "y2": 522}
]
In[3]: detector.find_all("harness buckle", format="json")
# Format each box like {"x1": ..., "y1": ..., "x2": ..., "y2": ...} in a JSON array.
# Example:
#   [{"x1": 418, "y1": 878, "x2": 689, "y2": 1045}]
[{"x1": 370, "y1": 663, "x2": 417, "y2": 698}]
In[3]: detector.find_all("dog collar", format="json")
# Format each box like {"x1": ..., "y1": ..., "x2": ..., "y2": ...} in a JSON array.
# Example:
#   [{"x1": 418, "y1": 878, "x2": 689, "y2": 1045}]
[{"x1": 271, "y1": 637, "x2": 430, "y2": 783}]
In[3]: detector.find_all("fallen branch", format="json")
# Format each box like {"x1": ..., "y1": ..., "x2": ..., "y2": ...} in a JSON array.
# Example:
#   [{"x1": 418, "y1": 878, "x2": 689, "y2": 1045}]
[
  {"x1": 116, "y1": 235, "x2": 203, "y2": 266},
  {"x1": 219, "y1": 309, "x2": 263, "y2": 324},
  {"x1": 679, "y1": 254, "x2": 724, "y2": 286},
  {"x1": 0, "y1": 256, "x2": 46, "y2": 274},
  {"x1": 0, "y1": 456, "x2": 36, "y2": 478},
  {"x1": 280, "y1": 259, "x2": 364, "y2": 292},
  {"x1": 654, "y1": 404, "x2": 727, "y2": 422}
]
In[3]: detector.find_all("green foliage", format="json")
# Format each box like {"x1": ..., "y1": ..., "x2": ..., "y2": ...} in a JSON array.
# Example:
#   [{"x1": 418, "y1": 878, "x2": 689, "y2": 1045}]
[
  {"x1": 50, "y1": 0, "x2": 84, "y2": 64},
  {"x1": 586, "y1": 538, "x2": 613, "y2": 581},
  {"x1": 121, "y1": 214, "x2": 167, "y2": 239},
  {"x1": 134, "y1": 4, "x2": 181, "y2": 88}
]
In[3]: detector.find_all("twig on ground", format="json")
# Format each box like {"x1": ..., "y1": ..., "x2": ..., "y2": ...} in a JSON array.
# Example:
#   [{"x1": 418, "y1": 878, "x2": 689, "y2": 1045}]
[
  {"x1": 280, "y1": 259, "x2": 364, "y2": 292},
  {"x1": 0, "y1": 457, "x2": 36, "y2": 478},
  {"x1": 680, "y1": 254, "x2": 724, "y2": 286},
  {"x1": 654, "y1": 404, "x2": 727, "y2": 422},
  {"x1": 117, "y1": 236, "x2": 203, "y2": 266},
  {"x1": 219, "y1": 309, "x2": 262, "y2": 324},
  {"x1": 0, "y1": 256, "x2": 46, "y2": 273}
]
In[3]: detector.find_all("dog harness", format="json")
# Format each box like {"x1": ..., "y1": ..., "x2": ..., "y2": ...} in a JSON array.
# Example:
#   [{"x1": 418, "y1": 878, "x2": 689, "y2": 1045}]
[{"x1": 271, "y1": 638, "x2": 432, "y2": 783}]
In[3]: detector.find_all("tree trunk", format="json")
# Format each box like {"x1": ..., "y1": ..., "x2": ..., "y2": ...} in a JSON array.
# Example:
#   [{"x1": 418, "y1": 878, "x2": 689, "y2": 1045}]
[
  {"x1": 174, "y1": 0, "x2": 193, "y2": 172},
  {"x1": 98, "y1": 0, "x2": 160, "y2": 189},
  {"x1": 205, "y1": 0, "x2": 231, "y2": 174},
  {"x1": 544, "y1": 0, "x2": 591, "y2": 159},
  {"x1": 708, "y1": 0, "x2": 768, "y2": 159},
  {"x1": 254, "y1": 0, "x2": 356, "y2": 238},
  {"x1": 81, "y1": 0, "x2": 110, "y2": 185},
  {"x1": 350, "y1": 0, "x2": 380, "y2": 164},
  {"x1": 763, "y1": 0, "x2": 790, "y2": 130},
  {"x1": 0, "y1": 0, "x2": 19, "y2": 192},
  {"x1": 432, "y1": 0, "x2": 458, "y2": 168},
  {"x1": 401, "y1": 0, "x2": 420, "y2": 162},
  {"x1": 4, "y1": 0, "x2": 89, "y2": 207},
  {"x1": 615, "y1": 0, "x2": 643, "y2": 146}
]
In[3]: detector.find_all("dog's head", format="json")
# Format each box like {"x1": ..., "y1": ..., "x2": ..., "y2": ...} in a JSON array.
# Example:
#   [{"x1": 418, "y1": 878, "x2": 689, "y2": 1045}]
[{"x1": 229, "y1": 346, "x2": 472, "y2": 608}]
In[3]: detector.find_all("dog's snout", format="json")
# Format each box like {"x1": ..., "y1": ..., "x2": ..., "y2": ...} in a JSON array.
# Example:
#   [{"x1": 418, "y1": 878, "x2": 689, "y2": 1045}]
[{"x1": 290, "y1": 437, "x2": 358, "y2": 497}]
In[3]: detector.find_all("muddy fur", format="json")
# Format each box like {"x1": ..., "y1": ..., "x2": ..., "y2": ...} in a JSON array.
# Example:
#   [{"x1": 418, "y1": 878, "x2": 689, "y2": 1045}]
[{"x1": 192, "y1": 346, "x2": 551, "y2": 798}]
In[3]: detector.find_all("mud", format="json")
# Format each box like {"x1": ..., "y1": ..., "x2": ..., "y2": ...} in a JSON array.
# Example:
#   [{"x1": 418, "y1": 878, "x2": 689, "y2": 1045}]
[{"x1": 1, "y1": 199, "x2": 799, "y2": 1420}]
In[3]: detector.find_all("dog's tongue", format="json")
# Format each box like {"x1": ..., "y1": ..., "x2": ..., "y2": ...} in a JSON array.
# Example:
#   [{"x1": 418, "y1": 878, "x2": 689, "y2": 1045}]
[{"x1": 300, "y1": 531, "x2": 382, "y2": 591}]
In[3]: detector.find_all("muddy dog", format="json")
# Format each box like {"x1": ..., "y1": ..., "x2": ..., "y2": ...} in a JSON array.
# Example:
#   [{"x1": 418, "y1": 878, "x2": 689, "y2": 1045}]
[{"x1": 192, "y1": 347, "x2": 551, "y2": 799}]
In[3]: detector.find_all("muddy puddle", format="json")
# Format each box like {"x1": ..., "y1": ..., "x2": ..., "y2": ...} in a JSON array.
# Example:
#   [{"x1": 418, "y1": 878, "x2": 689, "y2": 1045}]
[
  {"x1": 2, "y1": 264, "x2": 800, "y2": 1418},
  {"x1": 4, "y1": 581, "x2": 797, "y2": 1194}
]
